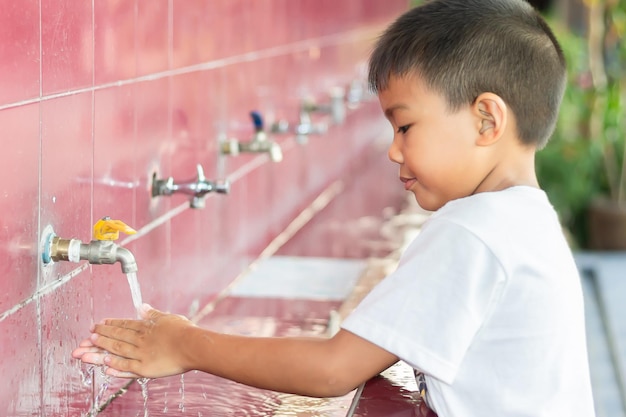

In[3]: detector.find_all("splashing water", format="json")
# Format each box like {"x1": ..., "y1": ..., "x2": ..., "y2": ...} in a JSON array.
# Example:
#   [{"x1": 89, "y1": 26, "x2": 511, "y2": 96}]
[
  {"x1": 125, "y1": 272, "x2": 144, "y2": 316},
  {"x1": 77, "y1": 272, "x2": 148, "y2": 415},
  {"x1": 80, "y1": 364, "x2": 111, "y2": 417},
  {"x1": 138, "y1": 378, "x2": 150, "y2": 417},
  {"x1": 179, "y1": 374, "x2": 185, "y2": 412},
  {"x1": 94, "y1": 365, "x2": 111, "y2": 411}
]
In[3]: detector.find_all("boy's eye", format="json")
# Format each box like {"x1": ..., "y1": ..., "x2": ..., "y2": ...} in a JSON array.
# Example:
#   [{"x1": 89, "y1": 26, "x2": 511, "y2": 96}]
[{"x1": 397, "y1": 125, "x2": 411, "y2": 134}]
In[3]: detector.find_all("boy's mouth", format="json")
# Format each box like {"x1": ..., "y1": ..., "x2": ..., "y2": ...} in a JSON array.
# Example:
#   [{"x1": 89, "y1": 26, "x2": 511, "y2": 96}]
[{"x1": 400, "y1": 177, "x2": 417, "y2": 191}]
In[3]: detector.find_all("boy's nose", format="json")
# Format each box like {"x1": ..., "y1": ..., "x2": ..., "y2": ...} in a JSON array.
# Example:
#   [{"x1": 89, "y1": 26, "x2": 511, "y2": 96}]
[{"x1": 387, "y1": 138, "x2": 403, "y2": 165}]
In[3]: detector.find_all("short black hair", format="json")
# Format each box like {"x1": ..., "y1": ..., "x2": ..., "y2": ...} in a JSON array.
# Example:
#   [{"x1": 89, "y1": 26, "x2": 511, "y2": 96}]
[{"x1": 369, "y1": 0, "x2": 566, "y2": 148}]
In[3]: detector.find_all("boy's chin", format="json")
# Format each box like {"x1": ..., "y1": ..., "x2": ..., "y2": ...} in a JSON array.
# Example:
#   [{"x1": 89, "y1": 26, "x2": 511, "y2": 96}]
[{"x1": 413, "y1": 193, "x2": 442, "y2": 212}]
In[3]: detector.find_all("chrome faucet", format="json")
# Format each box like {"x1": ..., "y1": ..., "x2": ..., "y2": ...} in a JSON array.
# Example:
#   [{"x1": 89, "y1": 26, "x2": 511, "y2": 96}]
[
  {"x1": 301, "y1": 86, "x2": 346, "y2": 125},
  {"x1": 151, "y1": 164, "x2": 230, "y2": 209},
  {"x1": 271, "y1": 87, "x2": 346, "y2": 144},
  {"x1": 271, "y1": 104, "x2": 328, "y2": 145},
  {"x1": 221, "y1": 111, "x2": 283, "y2": 162},
  {"x1": 346, "y1": 79, "x2": 368, "y2": 108},
  {"x1": 42, "y1": 218, "x2": 138, "y2": 274}
]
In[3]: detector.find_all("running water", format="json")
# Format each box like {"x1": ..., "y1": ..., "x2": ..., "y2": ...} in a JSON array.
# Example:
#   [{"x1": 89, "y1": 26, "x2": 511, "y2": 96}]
[
  {"x1": 125, "y1": 272, "x2": 144, "y2": 316},
  {"x1": 81, "y1": 272, "x2": 149, "y2": 416},
  {"x1": 127, "y1": 271, "x2": 151, "y2": 416}
]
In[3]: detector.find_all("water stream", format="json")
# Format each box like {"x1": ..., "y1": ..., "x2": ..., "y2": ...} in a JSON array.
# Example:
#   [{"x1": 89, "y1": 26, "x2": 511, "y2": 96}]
[
  {"x1": 126, "y1": 271, "x2": 151, "y2": 416},
  {"x1": 79, "y1": 272, "x2": 149, "y2": 416},
  {"x1": 125, "y1": 272, "x2": 144, "y2": 316}
]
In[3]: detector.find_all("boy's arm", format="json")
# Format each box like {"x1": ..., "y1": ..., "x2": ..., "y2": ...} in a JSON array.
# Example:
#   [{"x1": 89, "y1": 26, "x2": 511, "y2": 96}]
[{"x1": 73, "y1": 306, "x2": 398, "y2": 398}]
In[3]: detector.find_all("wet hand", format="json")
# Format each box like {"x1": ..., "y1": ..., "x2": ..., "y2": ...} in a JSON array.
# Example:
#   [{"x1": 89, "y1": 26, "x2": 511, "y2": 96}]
[
  {"x1": 71, "y1": 339, "x2": 140, "y2": 378},
  {"x1": 73, "y1": 304, "x2": 197, "y2": 379}
]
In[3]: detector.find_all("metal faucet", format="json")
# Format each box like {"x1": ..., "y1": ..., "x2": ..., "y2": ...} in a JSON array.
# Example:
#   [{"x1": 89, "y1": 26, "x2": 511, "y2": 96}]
[
  {"x1": 42, "y1": 217, "x2": 138, "y2": 274},
  {"x1": 151, "y1": 164, "x2": 230, "y2": 209},
  {"x1": 271, "y1": 87, "x2": 346, "y2": 144},
  {"x1": 346, "y1": 79, "x2": 368, "y2": 108},
  {"x1": 271, "y1": 105, "x2": 328, "y2": 145},
  {"x1": 301, "y1": 86, "x2": 346, "y2": 125},
  {"x1": 221, "y1": 111, "x2": 283, "y2": 162}
]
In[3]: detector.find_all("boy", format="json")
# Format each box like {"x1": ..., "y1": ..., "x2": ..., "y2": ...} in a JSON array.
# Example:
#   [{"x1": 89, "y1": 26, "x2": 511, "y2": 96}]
[{"x1": 72, "y1": 0, "x2": 596, "y2": 415}]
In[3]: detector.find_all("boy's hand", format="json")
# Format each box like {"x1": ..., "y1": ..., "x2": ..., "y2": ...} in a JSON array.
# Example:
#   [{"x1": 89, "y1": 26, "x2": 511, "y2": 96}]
[{"x1": 71, "y1": 304, "x2": 196, "y2": 379}]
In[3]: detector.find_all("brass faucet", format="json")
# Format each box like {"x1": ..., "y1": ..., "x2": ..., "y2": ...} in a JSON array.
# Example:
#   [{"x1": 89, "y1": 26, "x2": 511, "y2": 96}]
[{"x1": 42, "y1": 217, "x2": 138, "y2": 274}]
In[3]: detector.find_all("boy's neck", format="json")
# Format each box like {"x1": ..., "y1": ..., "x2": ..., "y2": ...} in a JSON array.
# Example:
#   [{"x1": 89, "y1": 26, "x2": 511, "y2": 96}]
[{"x1": 473, "y1": 142, "x2": 539, "y2": 195}]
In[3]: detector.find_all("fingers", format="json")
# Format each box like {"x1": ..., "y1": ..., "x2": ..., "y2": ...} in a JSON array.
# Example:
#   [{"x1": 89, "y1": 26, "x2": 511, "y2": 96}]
[
  {"x1": 90, "y1": 331, "x2": 137, "y2": 359},
  {"x1": 93, "y1": 320, "x2": 144, "y2": 345},
  {"x1": 98, "y1": 309, "x2": 163, "y2": 333},
  {"x1": 106, "y1": 368, "x2": 140, "y2": 379},
  {"x1": 72, "y1": 345, "x2": 105, "y2": 359},
  {"x1": 78, "y1": 351, "x2": 142, "y2": 379},
  {"x1": 103, "y1": 353, "x2": 142, "y2": 376},
  {"x1": 79, "y1": 351, "x2": 109, "y2": 366},
  {"x1": 79, "y1": 338, "x2": 95, "y2": 347},
  {"x1": 100, "y1": 318, "x2": 146, "y2": 332},
  {"x1": 139, "y1": 303, "x2": 156, "y2": 319}
]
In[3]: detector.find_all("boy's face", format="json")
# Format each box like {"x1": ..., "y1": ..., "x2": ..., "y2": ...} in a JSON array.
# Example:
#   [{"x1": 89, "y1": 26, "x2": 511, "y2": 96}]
[{"x1": 379, "y1": 74, "x2": 487, "y2": 211}]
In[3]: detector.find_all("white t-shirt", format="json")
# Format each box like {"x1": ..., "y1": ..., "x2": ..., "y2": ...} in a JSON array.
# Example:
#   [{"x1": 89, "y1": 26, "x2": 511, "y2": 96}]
[{"x1": 342, "y1": 186, "x2": 595, "y2": 417}]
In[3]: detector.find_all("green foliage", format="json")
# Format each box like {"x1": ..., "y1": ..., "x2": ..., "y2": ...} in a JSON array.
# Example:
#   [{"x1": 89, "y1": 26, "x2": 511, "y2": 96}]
[
  {"x1": 537, "y1": 6, "x2": 626, "y2": 248},
  {"x1": 536, "y1": 23, "x2": 602, "y2": 247}
]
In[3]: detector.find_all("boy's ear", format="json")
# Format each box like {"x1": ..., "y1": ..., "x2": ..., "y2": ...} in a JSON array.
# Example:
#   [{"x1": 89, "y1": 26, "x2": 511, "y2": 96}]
[{"x1": 473, "y1": 93, "x2": 507, "y2": 146}]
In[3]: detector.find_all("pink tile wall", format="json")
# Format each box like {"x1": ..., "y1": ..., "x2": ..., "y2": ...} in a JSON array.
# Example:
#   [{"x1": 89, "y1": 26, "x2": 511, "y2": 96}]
[{"x1": 0, "y1": 0, "x2": 408, "y2": 414}]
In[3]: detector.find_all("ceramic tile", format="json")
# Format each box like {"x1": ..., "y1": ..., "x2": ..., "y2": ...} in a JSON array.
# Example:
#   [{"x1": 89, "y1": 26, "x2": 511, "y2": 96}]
[
  {"x1": 0, "y1": 103, "x2": 40, "y2": 312},
  {"x1": 136, "y1": 0, "x2": 169, "y2": 76},
  {"x1": 134, "y1": 77, "x2": 173, "y2": 228},
  {"x1": 93, "y1": 84, "x2": 136, "y2": 225},
  {"x1": 0, "y1": 0, "x2": 40, "y2": 105},
  {"x1": 41, "y1": 0, "x2": 93, "y2": 94},
  {"x1": 40, "y1": 93, "x2": 94, "y2": 282},
  {"x1": 94, "y1": 0, "x2": 137, "y2": 84},
  {"x1": 171, "y1": 0, "x2": 214, "y2": 68},
  {"x1": 40, "y1": 272, "x2": 93, "y2": 415},
  {"x1": 0, "y1": 303, "x2": 41, "y2": 416}
]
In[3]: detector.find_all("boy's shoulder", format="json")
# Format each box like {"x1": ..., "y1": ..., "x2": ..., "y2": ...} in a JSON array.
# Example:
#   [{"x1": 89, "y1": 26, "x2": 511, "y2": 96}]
[
  {"x1": 433, "y1": 186, "x2": 550, "y2": 223},
  {"x1": 423, "y1": 186, "x2": 562, "y2": 254}
]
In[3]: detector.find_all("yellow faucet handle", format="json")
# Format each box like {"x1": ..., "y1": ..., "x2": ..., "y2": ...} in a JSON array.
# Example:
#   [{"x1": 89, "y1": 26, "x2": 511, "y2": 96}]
[{"x1": 93, "y1": 218, "x2": 137, "y2": 241}]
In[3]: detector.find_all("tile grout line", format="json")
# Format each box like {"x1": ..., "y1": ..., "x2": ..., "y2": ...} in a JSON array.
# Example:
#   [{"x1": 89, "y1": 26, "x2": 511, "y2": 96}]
[{"x1": 0, "y1": 25, "x2": 383, "y2": 112}]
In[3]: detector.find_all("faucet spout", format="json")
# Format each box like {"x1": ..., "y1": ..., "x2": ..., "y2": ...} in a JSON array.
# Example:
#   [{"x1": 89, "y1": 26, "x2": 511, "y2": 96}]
[
  {"x1": 77, "y1": 239, "x2": 138, "y2": 274},
  {"x1": 114, "y1": 246, "x2": 138, "y2": 274}
]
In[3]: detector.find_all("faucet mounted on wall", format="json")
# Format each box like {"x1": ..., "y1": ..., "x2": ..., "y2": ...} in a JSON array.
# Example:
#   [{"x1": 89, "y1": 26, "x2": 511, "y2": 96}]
[
  {"x1": 220, "y1": 111, "x2": 283, "y2": 162},
  {"x1": 151, "y1": 164, "x2": 230, "y2": 209},
  {"x1": 271, "y1": 87, "x2": 346, "y2": 144},
  {"x1": 42, "y1": 217, "x2": 138, "y2": 274},
  {"x1": 301, "y1": 86, "x2": 346, "y2": 126}
]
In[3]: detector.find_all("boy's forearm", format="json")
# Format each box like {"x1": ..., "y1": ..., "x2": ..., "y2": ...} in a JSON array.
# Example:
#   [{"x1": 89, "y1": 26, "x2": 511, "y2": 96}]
[
  {"x1": 77, "y1": 308, "x2": 398, "y2": 397},
  {"x1": 182, "y1": 326, "x2": 356, "y2": 397}
]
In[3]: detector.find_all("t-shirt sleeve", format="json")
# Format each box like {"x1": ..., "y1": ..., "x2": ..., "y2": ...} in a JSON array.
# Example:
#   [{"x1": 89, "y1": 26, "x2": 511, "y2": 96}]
[{"x1": 341, "y1": 219, "x2": 506, "y2": 384}]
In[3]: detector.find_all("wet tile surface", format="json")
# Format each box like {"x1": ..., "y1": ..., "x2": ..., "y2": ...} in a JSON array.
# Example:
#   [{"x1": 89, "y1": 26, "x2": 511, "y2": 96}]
[
  {"x1": 351, "y1": 362, "x2": 436, "y2": 417},
  {"x1": 94, "y1": 252, "x2": 431, "y2": 416}
]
